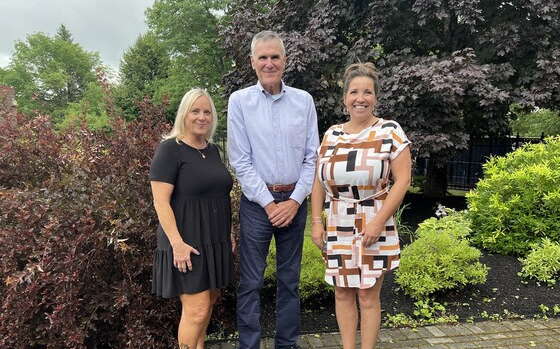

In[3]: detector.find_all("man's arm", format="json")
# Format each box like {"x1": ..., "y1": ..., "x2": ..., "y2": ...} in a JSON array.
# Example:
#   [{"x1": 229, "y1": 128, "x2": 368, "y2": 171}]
[
  {"x1": 227, "y1": 93, "x2": 275, "y2": 208},
  {"x1": 290, "y1": 93, "x2": 320, "y2": 204}
]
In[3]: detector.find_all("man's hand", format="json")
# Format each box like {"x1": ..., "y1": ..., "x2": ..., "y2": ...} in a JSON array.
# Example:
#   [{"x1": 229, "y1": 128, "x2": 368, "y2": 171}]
[
  {"x1": 264, "y1": 201, "x2": 279, "y2": 217},
  {"x1": 266, "y1": 199, "x2": 300, "y2": 227}
]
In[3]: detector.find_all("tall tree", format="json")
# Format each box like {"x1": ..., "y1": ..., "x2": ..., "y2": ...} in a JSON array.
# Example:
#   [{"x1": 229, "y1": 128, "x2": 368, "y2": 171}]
[
  {"x1": 221, "y1": 0, "x2": 560, "y2": 197},
  {"x1": 56, "y1": 24, "x2": 73, "y2": 43},
  {"x1": 366, "y1": 0, "x2": 560, "y2": 109},
  {"x1": 145, "y1": 0, "x2": 229, "y2": 93},
  {"x1": 115, "y1": 32, "x2": 170, "y2": 120},
  {"x1": 1, "y1": 25, "x2": 101, "y2": 119},
  {"x1": 145, "y1": 0, "x2": 231, "y2": 139}
]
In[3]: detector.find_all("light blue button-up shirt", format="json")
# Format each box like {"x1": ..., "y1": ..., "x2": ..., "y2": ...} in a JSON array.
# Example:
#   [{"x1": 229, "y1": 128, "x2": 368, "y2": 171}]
[{"x1": 227, "y1": 81, "x2": 320, "y2": 208}]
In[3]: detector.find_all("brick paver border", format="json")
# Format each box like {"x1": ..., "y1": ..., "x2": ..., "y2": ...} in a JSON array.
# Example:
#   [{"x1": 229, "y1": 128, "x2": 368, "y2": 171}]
[{"x1": 209, "y1": 318, "x2": 560, "y2": 349}]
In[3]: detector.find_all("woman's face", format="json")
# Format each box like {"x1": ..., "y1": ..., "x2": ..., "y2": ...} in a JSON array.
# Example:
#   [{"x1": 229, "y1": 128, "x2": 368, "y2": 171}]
[
  {"x1": 344, "y1": 76, "x2": 377, "y2": 121},
  {"x1": 184, "y1": 95, "x2": 212, "y2": 138}
]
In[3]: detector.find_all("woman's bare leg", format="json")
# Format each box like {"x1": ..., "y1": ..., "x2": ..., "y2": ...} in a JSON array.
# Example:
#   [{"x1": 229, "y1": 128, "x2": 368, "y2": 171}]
[
  {"x1": 178, "y1": 290, "x2": 212, "y2": 348},
  {"x1": 195, "y1": 289, "x2": 220, "y2": 349},
  {"x1": 358, "y1": 275, "x2": 384, "y2": 349},
  {"x1": 335, "y1": 286, "x2": 359, "y2": 349}
]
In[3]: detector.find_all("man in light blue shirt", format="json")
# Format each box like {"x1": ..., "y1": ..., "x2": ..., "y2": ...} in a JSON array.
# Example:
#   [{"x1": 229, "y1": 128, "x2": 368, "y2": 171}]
[{"x1": 227, "y1": 30, "x2": 319, "y2": 349}]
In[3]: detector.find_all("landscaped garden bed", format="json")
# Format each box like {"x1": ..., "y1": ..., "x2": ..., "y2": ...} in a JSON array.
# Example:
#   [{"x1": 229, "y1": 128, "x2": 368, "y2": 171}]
[
  {"x1": 255, "y1": 136, "x2": 560, "y2": 337},
  {"x1": 256, "y1": 192, "x2": 560, "y2": 336},
  {"x1": 261, "y1": 252, "x2": 560, "y2": 336}
]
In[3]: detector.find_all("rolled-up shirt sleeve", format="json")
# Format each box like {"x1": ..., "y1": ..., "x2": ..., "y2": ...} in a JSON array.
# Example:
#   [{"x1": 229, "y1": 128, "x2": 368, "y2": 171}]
[
  {"x1": 227, "y1": 93, "x2": 275, "y2": 208},
  {"x1": 290, "y1": 94, "x2": 319, "y2": 204}
]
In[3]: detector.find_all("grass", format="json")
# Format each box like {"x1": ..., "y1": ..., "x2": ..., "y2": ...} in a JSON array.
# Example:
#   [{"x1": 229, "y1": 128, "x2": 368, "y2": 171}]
[{"x1": 303, "y1": 208, "x2": 312, "y2": 236}]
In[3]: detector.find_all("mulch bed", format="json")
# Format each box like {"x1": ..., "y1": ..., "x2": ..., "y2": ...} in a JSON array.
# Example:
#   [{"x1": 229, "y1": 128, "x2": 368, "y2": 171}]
[
  {"x1": 258, "y1": 193, "x2": 560, "y2": 336},
  {"x1": 283, "y1": 254, "x2": 560, "y2": 335}
]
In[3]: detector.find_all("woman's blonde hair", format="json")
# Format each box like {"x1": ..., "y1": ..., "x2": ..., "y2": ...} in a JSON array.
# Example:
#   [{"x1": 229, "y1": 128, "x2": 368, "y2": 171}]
[
  {"x1": 342, "y1": 62, "x2": 380, "y2": 97},
  {"x1": 163, "y1": 88, "x2": 218, "y2": 142}
]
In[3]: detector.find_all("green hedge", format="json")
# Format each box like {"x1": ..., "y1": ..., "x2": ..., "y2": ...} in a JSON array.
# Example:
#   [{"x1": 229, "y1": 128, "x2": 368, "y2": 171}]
[
  {"x1": 395, "y1": 210, "x2": 488, "y2": 299},
  {"x1": 467, "y1": 136, "x2": 560, "y2": 255}
]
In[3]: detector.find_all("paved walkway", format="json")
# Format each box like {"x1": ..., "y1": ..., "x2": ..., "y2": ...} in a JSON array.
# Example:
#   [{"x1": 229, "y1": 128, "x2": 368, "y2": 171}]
[{"x1": 208, "y1": 318, "x2": 560, "y2": 348}]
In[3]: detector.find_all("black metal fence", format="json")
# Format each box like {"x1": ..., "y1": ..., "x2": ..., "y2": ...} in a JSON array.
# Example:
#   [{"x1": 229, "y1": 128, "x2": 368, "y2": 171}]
[
  {"x1": 215, "y1": 136, "x2": 228, "y2": 166},
  {"x1": 415, "y1": 134, "x2": 546, "y2": 190}
]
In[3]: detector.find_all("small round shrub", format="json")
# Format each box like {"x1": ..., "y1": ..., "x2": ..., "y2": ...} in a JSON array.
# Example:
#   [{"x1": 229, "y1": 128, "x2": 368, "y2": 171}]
[
  {"x1": 519, "y1": 238, "x2": 560, "y2": 286},
  {"x1": 395, "y1": 210, "x2": 488, "y2": 300},
  {"x1": 467, "y1": 136, "x2": 560, "y2": 255}
]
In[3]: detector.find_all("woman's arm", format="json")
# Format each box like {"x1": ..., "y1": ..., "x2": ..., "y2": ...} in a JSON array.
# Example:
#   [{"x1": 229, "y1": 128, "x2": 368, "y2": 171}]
[
  {"x1": 310, "y1": 167, "x2": 327, "y2": 250},
  {"x1": 362, "y1": 146, "x2": 412, "y2": 247},
  {"x1": 151, "y1": 181, "x2": 199, "y2": 272}
]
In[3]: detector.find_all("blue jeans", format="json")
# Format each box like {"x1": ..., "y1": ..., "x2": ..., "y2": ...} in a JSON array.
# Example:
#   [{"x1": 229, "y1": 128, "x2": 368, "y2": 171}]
[{"x1": 237, "y1": 191, "x2": 307, "y2": 349}]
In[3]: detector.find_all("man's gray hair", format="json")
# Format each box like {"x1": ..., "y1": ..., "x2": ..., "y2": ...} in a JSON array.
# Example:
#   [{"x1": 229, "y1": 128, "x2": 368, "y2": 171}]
[{"x1": 250, "y1": 30, "x2": 286, "y2": 57}]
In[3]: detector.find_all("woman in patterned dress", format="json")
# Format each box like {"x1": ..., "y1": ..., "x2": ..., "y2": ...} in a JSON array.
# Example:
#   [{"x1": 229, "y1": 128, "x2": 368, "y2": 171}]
[{"x1": 310, "y1": 63, "x2": 412, "y2": 349}]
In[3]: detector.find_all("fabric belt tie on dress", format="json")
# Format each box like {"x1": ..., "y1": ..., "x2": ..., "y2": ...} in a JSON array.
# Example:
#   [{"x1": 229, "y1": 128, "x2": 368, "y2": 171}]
[
  {"x1": 324, "y1": 186, "x2": 390, "y2": 203},
  {"x1": 267, "y1": 183, "x2": 296, "y2": 192}
]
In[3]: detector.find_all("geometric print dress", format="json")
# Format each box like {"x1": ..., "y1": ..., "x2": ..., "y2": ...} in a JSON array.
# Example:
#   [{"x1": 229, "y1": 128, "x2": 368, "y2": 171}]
[{"x1": 317, "y1": 118, "x2": 411, "y2": 289}]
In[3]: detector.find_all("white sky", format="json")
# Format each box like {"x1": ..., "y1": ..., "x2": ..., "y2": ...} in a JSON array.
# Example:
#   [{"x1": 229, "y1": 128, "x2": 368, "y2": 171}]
[{"x1": 0, "y1": 0, "x2": 155, "y2": 74}]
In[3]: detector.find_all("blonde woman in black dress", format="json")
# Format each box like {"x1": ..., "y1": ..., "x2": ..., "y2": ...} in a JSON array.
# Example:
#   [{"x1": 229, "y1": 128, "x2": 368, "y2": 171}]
[{"x1": 150, "y1": 89, "x2": 234, "y2": 349}]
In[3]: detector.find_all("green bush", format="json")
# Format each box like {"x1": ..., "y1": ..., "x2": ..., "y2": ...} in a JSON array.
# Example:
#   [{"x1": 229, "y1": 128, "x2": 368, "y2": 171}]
[
  {"x1": 395, "y1": 210, "x2": 488, "y2": 300},
  {"x1": 265, "y1": 236, "x2": 332, "y2": 301},
  {"x1": 510, "y1": 106, "x2": 560, "y2": 137},
  {"x1": 519, "y1": 238, "x2": 560, "y2": 286},
  {"x1": 467, "y1": 136, "x2": 560, "y2": 255}
]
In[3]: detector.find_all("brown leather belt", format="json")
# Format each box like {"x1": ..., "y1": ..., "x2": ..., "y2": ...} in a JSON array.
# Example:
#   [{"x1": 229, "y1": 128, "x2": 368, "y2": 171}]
[{"x1": 267, "y1": 183, "x2": 296, "y2": 192}]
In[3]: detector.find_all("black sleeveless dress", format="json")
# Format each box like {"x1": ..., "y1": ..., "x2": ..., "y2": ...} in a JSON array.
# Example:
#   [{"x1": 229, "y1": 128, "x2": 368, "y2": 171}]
[{"x1": 150, "y1": 138, "x2": 233, "y2": 297}]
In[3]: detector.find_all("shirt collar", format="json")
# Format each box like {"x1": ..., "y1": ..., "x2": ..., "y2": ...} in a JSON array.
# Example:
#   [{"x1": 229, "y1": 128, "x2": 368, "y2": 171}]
[{"x1": 256, "y1": 80, "x2": 287, "y2": 96}]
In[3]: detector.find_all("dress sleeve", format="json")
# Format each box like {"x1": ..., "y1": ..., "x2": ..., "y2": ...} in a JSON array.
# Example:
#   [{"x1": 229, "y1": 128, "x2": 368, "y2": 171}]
[
  {"x1": 389, "y1": 122, "x2": 411, "y2": 161},
  {"x1": 149, "y1": 140, "x2": 179, "y2": 185}
]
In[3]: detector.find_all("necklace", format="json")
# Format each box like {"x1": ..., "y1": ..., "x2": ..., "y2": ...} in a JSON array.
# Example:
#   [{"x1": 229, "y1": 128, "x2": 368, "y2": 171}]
[
  {"x1": 195, "y1": 147, "x2": 206, "y2": 159},
  {"x1": 181, "y1": 138, "x2": 208, "y2": 159}
]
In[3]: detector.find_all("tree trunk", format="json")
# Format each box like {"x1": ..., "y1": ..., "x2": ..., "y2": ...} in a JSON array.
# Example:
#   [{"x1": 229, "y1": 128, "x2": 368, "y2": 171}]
[{"x1": 423, "y1": 158, "x2": 448, "y2": 199}]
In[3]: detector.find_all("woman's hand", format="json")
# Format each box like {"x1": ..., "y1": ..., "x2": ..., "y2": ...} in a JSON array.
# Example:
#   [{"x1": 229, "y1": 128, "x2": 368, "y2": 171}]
[
  {"x1": 311, "y1": 222, "x2": 326, "y2": 250},
  {"x1": 362, "y1": 219, "x2": 384, "y2": 248},
  {"x1": 171, "y1": 240, "x2": 200, "y2": 273},
  {"x1": 311, "y1": 222, "x2": 327, "y2": 263}
]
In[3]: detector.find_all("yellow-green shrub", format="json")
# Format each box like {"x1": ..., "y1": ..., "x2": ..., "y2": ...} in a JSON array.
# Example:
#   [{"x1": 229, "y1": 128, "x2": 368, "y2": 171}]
[
  {"x1": 519, "y1": 238, "x2": 560, "y2": 286},
  {"x1": 396, "y1": 211, "x2": 488, "y2": 299},
  {"x1": 467, "y1": 137, "x2": 560, "y2": 255}
]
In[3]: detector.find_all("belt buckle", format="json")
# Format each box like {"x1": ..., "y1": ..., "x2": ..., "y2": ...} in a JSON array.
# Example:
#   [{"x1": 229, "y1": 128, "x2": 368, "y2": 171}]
[{"x1": 272, "y1": 184, "x2": 282, "y2": 192}]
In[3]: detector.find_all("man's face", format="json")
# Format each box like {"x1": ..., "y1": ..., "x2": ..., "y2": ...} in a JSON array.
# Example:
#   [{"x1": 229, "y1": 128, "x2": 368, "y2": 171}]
[{"x1": 250, "y1": 39, "x2": 286, "y2": 92}]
